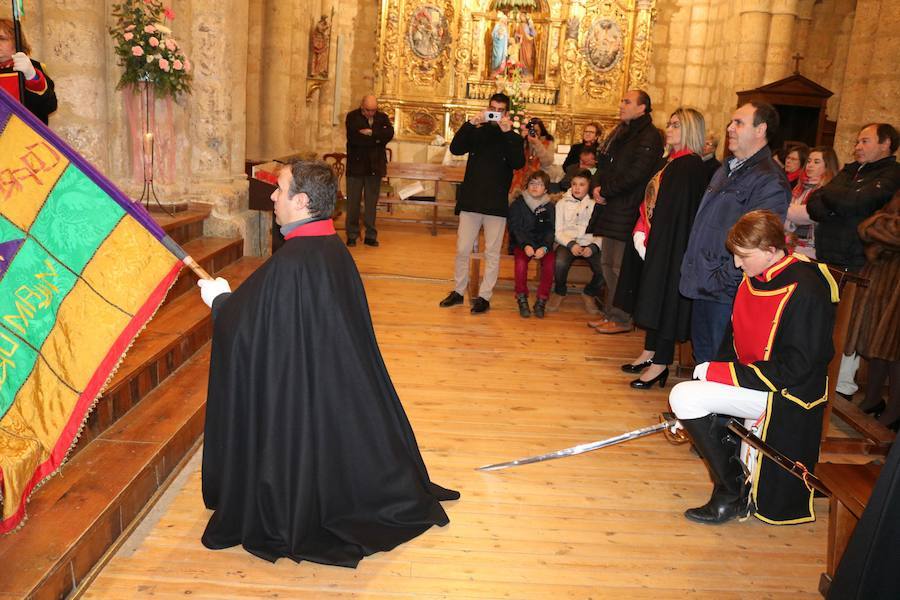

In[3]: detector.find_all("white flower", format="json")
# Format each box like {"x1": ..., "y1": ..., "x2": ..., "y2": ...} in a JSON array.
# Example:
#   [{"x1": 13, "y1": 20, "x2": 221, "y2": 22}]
[{"x1": 154, "y1": 23, "x2": 172, "y2": 34}]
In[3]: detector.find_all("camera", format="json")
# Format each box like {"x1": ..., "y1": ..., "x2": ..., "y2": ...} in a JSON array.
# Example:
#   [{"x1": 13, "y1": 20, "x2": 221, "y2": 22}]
[
  {"x1": 527, "y1": 118, "x2": 538, "y2": 137},
  {"x1": 484, "y1": 110, "x2": 502, "y2": 122}
]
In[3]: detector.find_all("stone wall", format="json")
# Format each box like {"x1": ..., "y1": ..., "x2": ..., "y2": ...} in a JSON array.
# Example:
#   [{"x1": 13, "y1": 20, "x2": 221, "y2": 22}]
[{"x1": 643, "y1": 0, "x2": 900, "y2": 166}]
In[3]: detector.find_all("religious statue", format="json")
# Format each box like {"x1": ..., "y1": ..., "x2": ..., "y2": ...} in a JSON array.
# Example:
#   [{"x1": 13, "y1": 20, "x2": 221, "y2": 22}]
[
  {"x1": 516, "y1": 14, "x2": 536, "y2": 78},
  {"x1": 490, "y1": 12, "x2": 509, "y2": 74},
  {"x1": 308, "y1": 15, "x2": 331, "y2": 79}
]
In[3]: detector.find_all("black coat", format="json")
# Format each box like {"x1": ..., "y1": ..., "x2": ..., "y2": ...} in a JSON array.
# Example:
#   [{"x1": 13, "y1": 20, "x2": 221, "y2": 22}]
[
  {"x1": 507, "y1": 195, "x2": 555, "y2": 251},
  {"x1": 587, "y1": 114, "x2": 664, "y2": 241},
  {"x1": 450, "y1": 121, "x2": 525, "y2": 217},
  {"x1": 345, "y1": 108, "x2": 394, "y2": 177},
  {"x1": 806, "y1": 156, "x2": 900, "y2": 269},
  {"x1": 0, "y1": 59, "x2": 57, "y2": 125},
  {"x1": 615, "y1": 154, "x2": 709, "y2": 339},
  {"x1": 202, "y1": 230, "x2": 458, "y2": 566},
  {"x1": 702, "y1": 156, "x2": 721, "y2": 183}
]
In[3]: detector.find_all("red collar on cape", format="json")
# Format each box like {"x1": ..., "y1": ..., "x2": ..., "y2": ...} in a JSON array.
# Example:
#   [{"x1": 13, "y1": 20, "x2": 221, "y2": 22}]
[
  {"x1": 667, "y1": 148, "x2": 694, "y2": 162},
  {"x1": 284, "y1": 219, "x2": 336, "y2": 240}
]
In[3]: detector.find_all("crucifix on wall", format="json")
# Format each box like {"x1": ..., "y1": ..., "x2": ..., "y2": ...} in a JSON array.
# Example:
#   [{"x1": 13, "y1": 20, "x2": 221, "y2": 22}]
[{"x1": 792, "y1": 52, "x2": 804, "y2": 74}]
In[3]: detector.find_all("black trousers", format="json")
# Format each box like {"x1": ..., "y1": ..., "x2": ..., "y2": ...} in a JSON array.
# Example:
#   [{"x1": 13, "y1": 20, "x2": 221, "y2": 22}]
[
  {"x1": 346, "y1": 175, "x2": 380, "y2": 241},
  {"x1": 644, "y1": 327, "x2": 675, "y2": 365},
  {"x1": 554, "y1": 245, "x2": 604, "y2": 296}
]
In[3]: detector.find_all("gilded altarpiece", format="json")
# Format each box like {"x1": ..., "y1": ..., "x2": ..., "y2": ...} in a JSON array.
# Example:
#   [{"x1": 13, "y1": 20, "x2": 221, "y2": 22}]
[{"x1": 375, "y1": 0, "x2": 656, "y2": 144}]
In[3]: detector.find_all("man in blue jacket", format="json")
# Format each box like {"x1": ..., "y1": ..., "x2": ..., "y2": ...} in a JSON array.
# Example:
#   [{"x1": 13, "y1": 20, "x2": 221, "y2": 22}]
[
  {"x1": 679, "y1": 102, "x2": 791, "y2": 363},
  {"x1": 439, "y1": 93, "x2": 525, "y2": 314}
]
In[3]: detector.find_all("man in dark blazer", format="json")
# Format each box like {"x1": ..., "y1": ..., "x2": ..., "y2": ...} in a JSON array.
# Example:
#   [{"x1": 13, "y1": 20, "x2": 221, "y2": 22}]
[
  {"x1": 345, "y1": 95, "x2": 394, "y2": 247},
  {"x1": 588, "y1": 89, "x2": 664, "y2": 333}
]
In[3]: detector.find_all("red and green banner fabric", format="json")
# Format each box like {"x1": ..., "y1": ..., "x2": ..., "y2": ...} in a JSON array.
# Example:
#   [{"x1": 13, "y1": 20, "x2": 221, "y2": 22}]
[{"x1": 0, "y1": 89, "x2": 182, "y2": 533}]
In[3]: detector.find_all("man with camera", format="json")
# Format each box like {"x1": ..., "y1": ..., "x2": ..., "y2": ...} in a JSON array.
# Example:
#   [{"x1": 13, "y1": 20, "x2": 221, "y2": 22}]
[{"x1": 439, "y1": 93, "x2": 526, "y2": 314}]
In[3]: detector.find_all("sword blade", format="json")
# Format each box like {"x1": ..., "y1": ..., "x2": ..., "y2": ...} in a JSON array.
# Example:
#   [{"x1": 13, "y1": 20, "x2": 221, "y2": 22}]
[{"x1": 476, "y1": 420, "x2": 673, "y2": 471}]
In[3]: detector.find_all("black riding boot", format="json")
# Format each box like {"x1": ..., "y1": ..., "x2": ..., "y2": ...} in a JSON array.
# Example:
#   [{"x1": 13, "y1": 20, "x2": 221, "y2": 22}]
[{"x1": 680, "y1": 414, "x2": 747, "y2": 524}]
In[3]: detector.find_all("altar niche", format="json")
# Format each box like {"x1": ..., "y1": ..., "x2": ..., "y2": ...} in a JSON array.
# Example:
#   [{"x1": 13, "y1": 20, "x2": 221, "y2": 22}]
[{"x1": 484, "y1": 1, "x2": 550, "y2": 84}]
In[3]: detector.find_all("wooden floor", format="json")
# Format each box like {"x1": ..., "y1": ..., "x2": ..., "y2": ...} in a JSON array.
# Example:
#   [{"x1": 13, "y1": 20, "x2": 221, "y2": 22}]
[{"x1": 82, "y1": 222, "x2": 830, "y2": 599}]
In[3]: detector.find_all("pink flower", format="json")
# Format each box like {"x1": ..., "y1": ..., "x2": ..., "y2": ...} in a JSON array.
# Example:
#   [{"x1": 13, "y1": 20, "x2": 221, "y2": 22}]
[
  {"x1": 165, "y1": 38, "x2": 177, "y2": 51},
  {"x1": 123, "y1": 32, "x2": 134, "y2": 41},
  {"x1": 164, "y1": 7, "x2": 176, "y2": 21},
  {"x1": 172, "y1": 59, "x2": 183, "y2": 70},
  {"x1": 184, "y1": 59, "x2": 191, "y2": 72},
  {"x1": 144, "y1": 25, "x2": 156, "y2": 33},
  {"x1": 158, "y1": 58, "x2": 170, "y2": 71},
  {"x1": 149, "y1": 36, "x2": 159, "y2": 47},
  {"x1": 132, "y1": 46, "x2": 144, "y2": 57},
  {"x1": 125, "y1": 24, "x2": 136, "y2": 31}
]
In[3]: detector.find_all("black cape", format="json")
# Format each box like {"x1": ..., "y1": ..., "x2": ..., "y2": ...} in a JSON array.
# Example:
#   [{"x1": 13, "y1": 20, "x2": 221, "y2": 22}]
[
  {"x1": 201, "y1": 231, "x2": 458, "y2": 567},
  {"x1": 827, "y1": 439, "x2": 900, "y2": 599}
]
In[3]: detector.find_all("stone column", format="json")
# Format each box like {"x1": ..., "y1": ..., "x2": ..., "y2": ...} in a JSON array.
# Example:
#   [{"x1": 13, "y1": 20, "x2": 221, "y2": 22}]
[
  {"x1": 39, "y1": 1, "x2": 111, "y2": 171},
  {"x1": 186, "y1": 0, "x2": 259, "y2": 254},
  {"x1": 763, "y1": 0, "x2": 799, "y2": 82},
  {"x1": 735, "y1": 1, "x2": 773, "y2": 90}
]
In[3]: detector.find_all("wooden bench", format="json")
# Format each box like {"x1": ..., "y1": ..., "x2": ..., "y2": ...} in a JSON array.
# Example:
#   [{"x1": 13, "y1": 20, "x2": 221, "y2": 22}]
[
  {"x1": 816, "y1": 461, "x2": 883, "y2": 595},
  {"x1": 467, "y1": 249, "x2": 595, "y2": 300},
  {"x1": 377, "y1": 163, "x2": 465, "y2": 235}
]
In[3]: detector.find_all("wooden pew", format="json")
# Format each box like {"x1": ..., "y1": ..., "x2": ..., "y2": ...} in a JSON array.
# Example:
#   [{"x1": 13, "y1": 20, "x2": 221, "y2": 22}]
[
  {"x1": 816, "y1": 462, "x2": 882, "y2": 596},
  {"x1": 377, "y1": 163, "x2": 465, "y2": 235}
]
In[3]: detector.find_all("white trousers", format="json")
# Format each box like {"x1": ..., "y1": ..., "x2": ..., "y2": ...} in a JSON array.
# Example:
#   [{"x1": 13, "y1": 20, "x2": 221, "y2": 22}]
[
  {"x1": 454, "y1": 211, "x2": 507, "y2": 301},
  {"x1": 836, "y1": 353, "x2": 860, "y2": 395},
  {"x1": 669, "y1": 380, "x2": 769, "y2": 421},
  {"x1": 669, "y1": 380, "x2": 769, "y2": 474}
]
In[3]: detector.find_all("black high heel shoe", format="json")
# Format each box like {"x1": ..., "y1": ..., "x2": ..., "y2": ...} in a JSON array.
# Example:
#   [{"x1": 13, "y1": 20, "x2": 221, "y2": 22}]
[
  {"x1": 630, "y1": 367, "x2": 669, "y2": 389},
  {"x1": 621, "y1": 360, "x2": 652, "y2": 373}
]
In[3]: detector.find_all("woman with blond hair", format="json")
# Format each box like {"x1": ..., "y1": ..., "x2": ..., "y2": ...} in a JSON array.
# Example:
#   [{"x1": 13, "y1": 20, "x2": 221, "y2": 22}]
[
  {"x1": 0, "y1": 18, "x2": 57, "y2": 124},
  {"x1": 785, "y1": 146, "x2": 840, "y2": 258},
  {"x1": 615, "y1": 107, "x2": 712, "y2": 388}
]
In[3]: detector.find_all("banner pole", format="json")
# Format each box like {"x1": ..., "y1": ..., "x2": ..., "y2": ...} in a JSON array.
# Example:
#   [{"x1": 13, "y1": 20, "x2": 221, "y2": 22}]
[{"x1": 11, "y1": 0, "x2": 26, "y2": 102}]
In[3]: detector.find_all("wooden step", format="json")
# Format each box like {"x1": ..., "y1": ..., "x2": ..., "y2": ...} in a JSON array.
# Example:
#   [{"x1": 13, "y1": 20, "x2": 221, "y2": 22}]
[
  {"x1": 153, "y1": 208, "x2": 210, "y2": 246},
  {"x1": 73, "y1": 257, "x2": 264, "y2": 455},
  {"x1": 0, "y1": 346, "x2": 214, "y2": 600}
]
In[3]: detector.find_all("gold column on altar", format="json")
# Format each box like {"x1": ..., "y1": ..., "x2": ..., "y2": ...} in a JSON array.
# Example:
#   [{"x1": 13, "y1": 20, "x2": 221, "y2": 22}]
[{"x1": 374, "y1": 0, "x2": 657, "y2": 145}]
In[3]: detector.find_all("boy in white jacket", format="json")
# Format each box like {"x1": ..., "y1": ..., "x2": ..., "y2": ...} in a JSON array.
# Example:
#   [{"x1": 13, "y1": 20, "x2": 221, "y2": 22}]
[{"x1": 548, "y1": 171, "x2": 605, "y2": 312}]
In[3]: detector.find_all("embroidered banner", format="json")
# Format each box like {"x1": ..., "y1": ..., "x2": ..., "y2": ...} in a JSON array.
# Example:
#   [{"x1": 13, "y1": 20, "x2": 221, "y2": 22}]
[{"x1": 0, "y1": 89, "x2": 182, "y2": 533}]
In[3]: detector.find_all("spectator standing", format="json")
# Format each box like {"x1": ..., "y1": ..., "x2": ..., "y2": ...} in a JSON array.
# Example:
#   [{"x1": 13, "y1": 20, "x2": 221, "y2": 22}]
[
  {"x1": 344, "y1": 94, "x2": 394, "y2": 247},
  {"x1": 679, "y1": 102, "x2": 791, "y2": 363}
]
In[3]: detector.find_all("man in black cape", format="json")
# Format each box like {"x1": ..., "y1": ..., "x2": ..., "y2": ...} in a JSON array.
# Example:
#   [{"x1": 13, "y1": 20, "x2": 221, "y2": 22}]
[{"x1": 196, "y1": 161, "x2": 458, "y2": 567}]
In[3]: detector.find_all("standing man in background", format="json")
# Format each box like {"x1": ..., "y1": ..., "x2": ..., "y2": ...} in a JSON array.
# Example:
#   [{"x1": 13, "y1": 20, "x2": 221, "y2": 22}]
[
  {"x1": 345, "y1": 94, "x2": 394, "y2": 247},
  {"x1": 588, "y1": 89, "x2": 664, "y2": 334}
]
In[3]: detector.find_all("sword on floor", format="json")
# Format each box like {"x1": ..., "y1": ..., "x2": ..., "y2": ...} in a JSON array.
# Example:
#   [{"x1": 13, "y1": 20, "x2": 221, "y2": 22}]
[
  {"x1": 476, "y1": 413, "x2": 688, "y2": 472},
  {"x1": 476, "y1": 414, "x2": 831, "y2": 497}
]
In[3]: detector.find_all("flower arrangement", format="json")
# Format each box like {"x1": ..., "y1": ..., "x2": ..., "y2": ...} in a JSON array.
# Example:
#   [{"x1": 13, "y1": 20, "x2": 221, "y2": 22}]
[
  {"x1": 495, "y1": 59, "x2": 530, "y2": 131},
  {"x1": 110, "y1": 0, "x2": 192, "y2": 98}
]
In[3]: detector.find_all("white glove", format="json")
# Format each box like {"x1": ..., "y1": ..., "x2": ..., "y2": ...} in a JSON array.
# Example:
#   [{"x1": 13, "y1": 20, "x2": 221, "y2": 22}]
[
  {"x1": 198, "y1": 277, "x2": 231, "y2": 308},
  {"x1": 632, "y1": 231, "x2": 647, "y2": 260},
  {"x1": 12, "y1": 52, "x2": 37, "y2": 81},
  {"x1": 692, "y1": 361, "x2": 710, "y2": 381}
]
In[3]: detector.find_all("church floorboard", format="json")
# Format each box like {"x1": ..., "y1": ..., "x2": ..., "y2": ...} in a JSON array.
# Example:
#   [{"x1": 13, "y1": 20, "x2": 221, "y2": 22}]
[{"x1": 82, "y1": 223, "x2": 830, "y2": 599}]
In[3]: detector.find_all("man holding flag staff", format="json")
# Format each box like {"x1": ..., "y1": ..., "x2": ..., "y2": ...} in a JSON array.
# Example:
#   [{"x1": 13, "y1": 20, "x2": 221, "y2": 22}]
[{"x1": 0, "y1": 14, "x2": 57, "y2": 124}]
